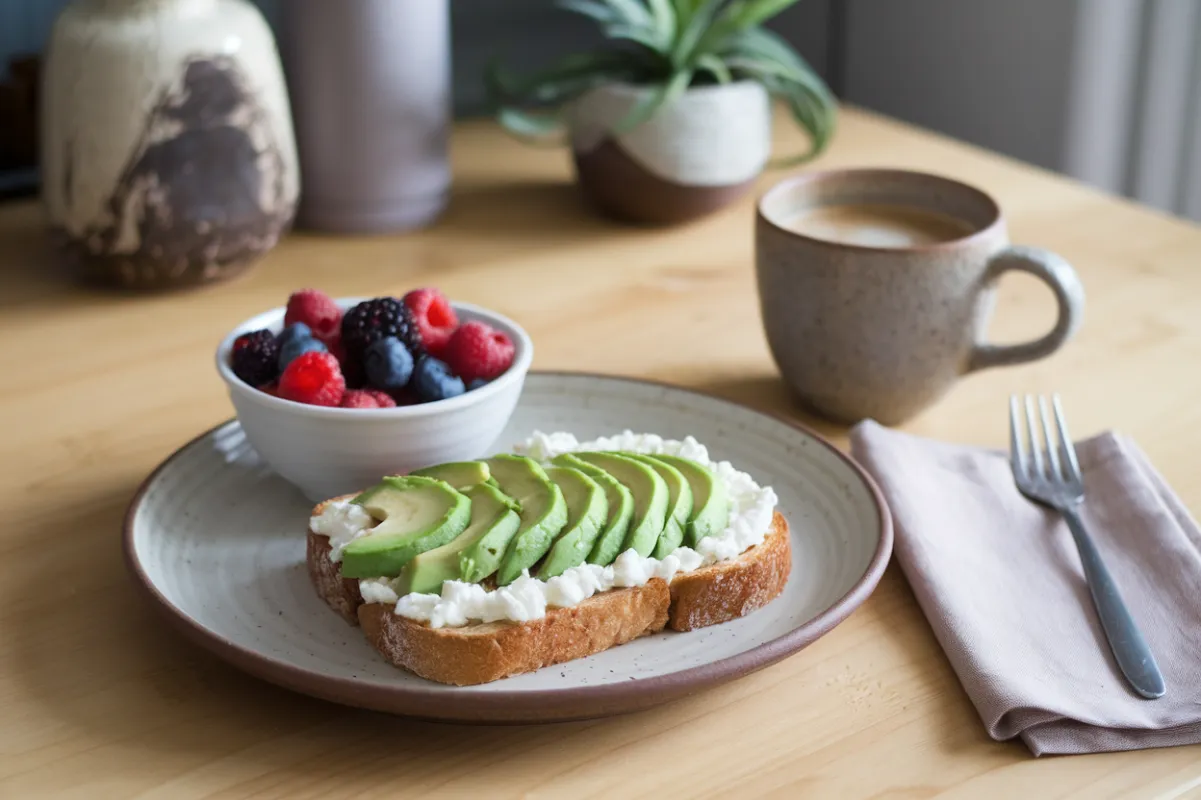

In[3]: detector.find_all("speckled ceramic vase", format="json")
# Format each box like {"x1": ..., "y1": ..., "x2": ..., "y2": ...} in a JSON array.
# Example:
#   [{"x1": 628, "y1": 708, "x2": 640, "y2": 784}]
[
  {"x1": 569, "y1": 81, "x2": 771, "y2": 225},
  {"x1": 40, "y1": 0, "x2": 298, "y2": 290},
  {"x1": 755, "y1": 169, "x2": 1086, "y2": 425}
]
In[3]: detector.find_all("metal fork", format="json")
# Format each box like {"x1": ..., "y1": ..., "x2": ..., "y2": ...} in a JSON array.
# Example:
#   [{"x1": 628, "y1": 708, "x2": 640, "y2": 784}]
[{"x1": 1009, "y1": 395, "x2": 1166, "y2": 699}]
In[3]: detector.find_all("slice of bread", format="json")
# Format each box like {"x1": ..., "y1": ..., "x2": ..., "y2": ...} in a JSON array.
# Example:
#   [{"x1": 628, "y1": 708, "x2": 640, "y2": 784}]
[
  {"x1": 307, "y1": 503, "x2": 791, "y2": 685},
  {"x1": 359, "y1": 580, "x2": 671, "y2": 685}
]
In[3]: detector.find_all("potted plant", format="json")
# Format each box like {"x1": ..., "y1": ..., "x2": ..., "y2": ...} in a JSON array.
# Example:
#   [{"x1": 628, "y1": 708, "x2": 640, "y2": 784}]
[{"x1": 486, "y1": 0, "x2": 836, "y2": 225}]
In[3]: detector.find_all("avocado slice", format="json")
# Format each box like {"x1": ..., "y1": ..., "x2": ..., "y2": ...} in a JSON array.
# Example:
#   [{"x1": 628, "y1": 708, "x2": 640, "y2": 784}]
[
  {"x1": 648, "y1": 454, "x2": 730, "y2": 545},
  {"x1": 572, "y1": 452, "x2": 668, "y2": 558},
  {"x1": 487, "y1": 455, "x2": 568, "y2": 585},
  {"x1": 340, "y1": 476, "x2": 471, "y2": 579},
  {"x1": 628, "y1": 454, "x2": 693, "y2": 558},
  {"x1": 553, "y1": 453, "x2": 635, "y2": 567},
  {"x1": 537, "y1": 466, "x2": 609, "y2": 578},
  {"x1": 410, "y1": 460, "x2": 491, "y2": 491},
  {"x1": 393, "y1": 482, "x2": 521, "y2": 594}
]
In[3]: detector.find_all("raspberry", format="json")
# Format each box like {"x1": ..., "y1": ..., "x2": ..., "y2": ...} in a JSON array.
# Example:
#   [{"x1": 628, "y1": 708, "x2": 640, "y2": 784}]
[
  {"x1": 444, "y1": 321, "x2": 516, "y2": 383},
  {"x1": 231, "y1": 329, "x2": 280, "y2": 388},
  {"x1": 278, "y1": 351, "x2": 345, "y2": 407},
  {"x1": 403, "y1": 288, "x2": 459, "y2": 355},
  {"x1": 284, "y1": 289, "x2": 342, "y2": 342},
  {"x1": 339, "y1": 389, "x2": 398, "y2": 409},
  {"x1": 364, "y1": 389, "x2": 397, "y2": 408},
  {"x1": 340, "y1": 390, "x2": 378, "y2": 409}
]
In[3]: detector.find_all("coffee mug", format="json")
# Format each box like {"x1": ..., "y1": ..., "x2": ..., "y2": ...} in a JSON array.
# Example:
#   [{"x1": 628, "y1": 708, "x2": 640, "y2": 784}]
[{"x1": 755, "y1": 168, "x2": 1085, "y2": 425}]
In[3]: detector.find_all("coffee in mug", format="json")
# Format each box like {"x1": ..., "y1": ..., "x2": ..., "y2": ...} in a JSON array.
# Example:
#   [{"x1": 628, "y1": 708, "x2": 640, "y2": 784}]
[
  {"x1": 755, "y1": 169, "x2": 1085, "y2": 425},
  {"x1": 781, "y1": 203, "x2": 977, "y2": 248}
]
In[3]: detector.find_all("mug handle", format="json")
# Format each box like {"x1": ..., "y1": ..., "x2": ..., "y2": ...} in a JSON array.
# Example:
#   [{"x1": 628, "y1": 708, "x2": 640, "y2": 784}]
[{"x1": 967, "y1": 245, "x2": 1086, "y2": 372}]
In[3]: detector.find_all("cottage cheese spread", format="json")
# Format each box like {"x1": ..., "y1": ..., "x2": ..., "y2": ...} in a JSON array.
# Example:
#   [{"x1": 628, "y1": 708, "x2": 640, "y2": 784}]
[
  {"x1": 310, "y1": 500, "x2": 376, "y2": 562},
  {"x1": 315, "y1": 431, "x2": 779, "y2": 628}
]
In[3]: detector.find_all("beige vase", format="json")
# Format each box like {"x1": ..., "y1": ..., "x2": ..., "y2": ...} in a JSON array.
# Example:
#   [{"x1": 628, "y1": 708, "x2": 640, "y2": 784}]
[
  {"x1": 569, "y1": 81, "x2": 772, "y2": 225},
  {"x1": 40, "y1": 0, "x2": 299, "y2": 289}
]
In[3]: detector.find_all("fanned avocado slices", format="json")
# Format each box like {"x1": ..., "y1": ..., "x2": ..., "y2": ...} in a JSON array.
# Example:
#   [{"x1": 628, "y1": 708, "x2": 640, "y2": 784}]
[
  {"x1": 628, "y1": 454, "x2": 693, "y2": 558},
  {"x1": 340, "y1": 476, "x2": 471, "y2": 579},
  {"x1": 647, "y1": 454, "x2": 730, "y2": 545},
  {"x1": 410, "y1": 460, "x2": 491, "y2": 491},
  {"x1": 537, "y1": 466, "x2": 608, "y2": 578},
  {"x1": 553, "y1": 453, "x2": 635, "y2": 567},
  {"x1": 394, "y1": 481, "x2": 521, "y2": 594},
  {"x1": 488, "y1": 455, "x2": 568, "y2": 585},
  {"x1": 571, "y1": 452, "x2": 668, "y2": 558}
]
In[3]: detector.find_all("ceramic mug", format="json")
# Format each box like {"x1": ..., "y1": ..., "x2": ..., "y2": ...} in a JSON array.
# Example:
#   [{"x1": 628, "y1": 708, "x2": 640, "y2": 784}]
[{"x1": 755, "y1": 168, "x2": 1085, "y2": 425}]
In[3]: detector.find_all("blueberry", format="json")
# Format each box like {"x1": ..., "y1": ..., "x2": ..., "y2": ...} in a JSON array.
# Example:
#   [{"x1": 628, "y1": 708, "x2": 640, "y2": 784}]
[
  {"x1": 412, "y1": 356, "x2": 465, "y2": 402},
  {"x1": 365, "y1": 336, "x2": 415, "y2": 390},
  {"x1": 467, "y1": 378, "x2": 490, "y2": 392},
  {"x1": 278, "y1": 335, "x2": 326, "y2": 370},
  {"x1": 278, "y1": 322, "x2": 312, "y2": 349}
]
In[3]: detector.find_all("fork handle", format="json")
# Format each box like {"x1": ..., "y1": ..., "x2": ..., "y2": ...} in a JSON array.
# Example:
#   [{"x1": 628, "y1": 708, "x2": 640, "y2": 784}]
[{"x1": 1062, "y1": 506, "x2": 1166, "y2": 699}]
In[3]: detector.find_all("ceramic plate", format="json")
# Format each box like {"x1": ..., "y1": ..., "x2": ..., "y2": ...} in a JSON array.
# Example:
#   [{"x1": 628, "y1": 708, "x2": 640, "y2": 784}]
[{"x1": 124, "y1": 373, "x2": 893, "y2": 723}]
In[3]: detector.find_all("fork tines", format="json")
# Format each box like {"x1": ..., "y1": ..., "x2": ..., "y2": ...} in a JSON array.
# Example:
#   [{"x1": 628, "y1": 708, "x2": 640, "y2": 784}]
[{"x1": 1008, "y1": 394, "x2": 1083, "y2": 485}]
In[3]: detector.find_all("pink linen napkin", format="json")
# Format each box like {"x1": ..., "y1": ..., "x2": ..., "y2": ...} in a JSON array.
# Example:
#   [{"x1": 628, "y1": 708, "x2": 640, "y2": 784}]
[{"x1": 850, "y1": 420, "x2": 1201, "y2": 756}]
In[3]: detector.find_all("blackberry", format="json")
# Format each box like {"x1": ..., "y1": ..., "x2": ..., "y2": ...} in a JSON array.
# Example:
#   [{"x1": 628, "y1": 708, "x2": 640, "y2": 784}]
[
  {"x1": 341, "y1": 297, "x2": 424, "y2": 363},
  {"x1": 231, "y1": 329, "x2": 280, "y2": 387}
]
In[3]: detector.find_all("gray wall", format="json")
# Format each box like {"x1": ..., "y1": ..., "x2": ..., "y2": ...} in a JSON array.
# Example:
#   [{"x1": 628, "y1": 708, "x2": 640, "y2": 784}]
[
  {"x1": 843, "y1": 0, "x2": 1079, "y2": 173},
  {"x1": 841, "y1": 0, "x2": 1201, "y2": 222}
]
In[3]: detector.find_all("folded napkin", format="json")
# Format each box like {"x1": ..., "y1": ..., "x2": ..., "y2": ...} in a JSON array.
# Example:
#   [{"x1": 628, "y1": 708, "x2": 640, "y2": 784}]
[{"x1": 850, "y1": 420, "x2": 1201, "y2": 756}]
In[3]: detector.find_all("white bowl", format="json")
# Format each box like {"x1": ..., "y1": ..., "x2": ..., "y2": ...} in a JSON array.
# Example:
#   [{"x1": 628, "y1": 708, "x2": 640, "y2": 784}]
[{"x1": 215, "y1": 298, "x2": 533, "y2": 501}]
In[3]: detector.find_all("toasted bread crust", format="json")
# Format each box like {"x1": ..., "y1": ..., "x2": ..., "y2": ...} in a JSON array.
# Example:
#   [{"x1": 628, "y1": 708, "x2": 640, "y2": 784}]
[
  {"x1": 306, "y1": 495, "x2": 363, "y2": 625},
  {"x1": 667, "y1": 512, "x2": 791, "y2": 631},
  {"x1": 358, "y1": 580, "x2": 671, "y2": 685}
]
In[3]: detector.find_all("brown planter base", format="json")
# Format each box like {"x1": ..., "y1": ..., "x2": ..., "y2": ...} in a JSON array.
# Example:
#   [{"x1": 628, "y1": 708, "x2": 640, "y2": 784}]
[{"x1": 573, "y1": 139, "x2": 757, "y2": 226}]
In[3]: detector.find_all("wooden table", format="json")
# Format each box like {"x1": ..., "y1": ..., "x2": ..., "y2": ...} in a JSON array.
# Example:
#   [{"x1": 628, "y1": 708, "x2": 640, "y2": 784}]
[{"x1": 2, "y1": 107, "x2": 1200, "y2": 798}]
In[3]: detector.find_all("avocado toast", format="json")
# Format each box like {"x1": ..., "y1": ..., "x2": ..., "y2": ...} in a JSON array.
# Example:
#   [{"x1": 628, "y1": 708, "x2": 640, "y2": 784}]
[{"x1": 306, "y1": 434, "x2": 790, "y2": 686}]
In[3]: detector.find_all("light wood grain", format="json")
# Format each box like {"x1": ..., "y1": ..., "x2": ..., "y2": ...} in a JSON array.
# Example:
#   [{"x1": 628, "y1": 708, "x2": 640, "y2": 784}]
[{"x1": 2, "y1": 107, "x2": 1200, "y2": 798}]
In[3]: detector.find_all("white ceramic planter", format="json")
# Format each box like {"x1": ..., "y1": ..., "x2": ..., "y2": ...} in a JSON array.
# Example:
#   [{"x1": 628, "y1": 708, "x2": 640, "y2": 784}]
[
  {"x1": 41, "y1": 0, "x2": 299, "y2": 289},
  {"x1": 569, "y1": 80, "x2": 773, "y2": 224}
]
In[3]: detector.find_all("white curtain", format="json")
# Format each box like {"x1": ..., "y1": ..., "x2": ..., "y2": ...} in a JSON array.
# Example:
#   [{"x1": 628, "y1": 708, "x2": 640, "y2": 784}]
[{"x1": 1064, "y1": 0, "x2": 1201, "y2": 220}]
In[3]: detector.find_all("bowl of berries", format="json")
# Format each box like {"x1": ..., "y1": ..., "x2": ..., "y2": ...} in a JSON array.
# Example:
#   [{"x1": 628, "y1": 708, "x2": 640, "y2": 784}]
[{"x1": 216, "y1": 287, "x2": 532, "y2": 501}]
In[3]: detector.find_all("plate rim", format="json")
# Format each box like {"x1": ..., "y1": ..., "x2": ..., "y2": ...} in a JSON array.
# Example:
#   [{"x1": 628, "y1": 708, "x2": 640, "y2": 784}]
[{"x1": 123, "y1": 371, "x2": 894, "y2": 722}]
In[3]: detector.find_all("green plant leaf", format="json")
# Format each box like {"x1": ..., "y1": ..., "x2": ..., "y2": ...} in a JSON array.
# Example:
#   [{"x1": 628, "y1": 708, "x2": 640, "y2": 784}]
[
  {"x1": 724, "y1": 56, "x2": 829, "y2": 99},
  {"x1": 605, "y1": 22, "x2": 670, "y2": 53},
  {"x1": 670, "y1": 0, "x2": 701, "y2": 15},
  {"x1": 496, "y1": 107, "x2": 568, "y2": 145},
  {"x1": 601, "y1": 0, "x2": 656, "y2": 29},
  {"x1": 758, "y1": 74, "x2": 837, "y2": 166},
  {"x1": 720, "y1": 0, "x2": 800, "y2": 29},
  {"x1": 556, "y1": 0, "x2": 622, "y2": 24},
  {"x1": 669, "y1": 0, "x2": 728, "y2": 67},
  {"x1": 719, "y1": 27, "x2": 822, "y2": 82},
  {"x1": 647, "y1": 0, "x2": 679, "y2": 43},
  {"x1": 694, "y1": 53, "x2": 732, "y2": 83}
]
